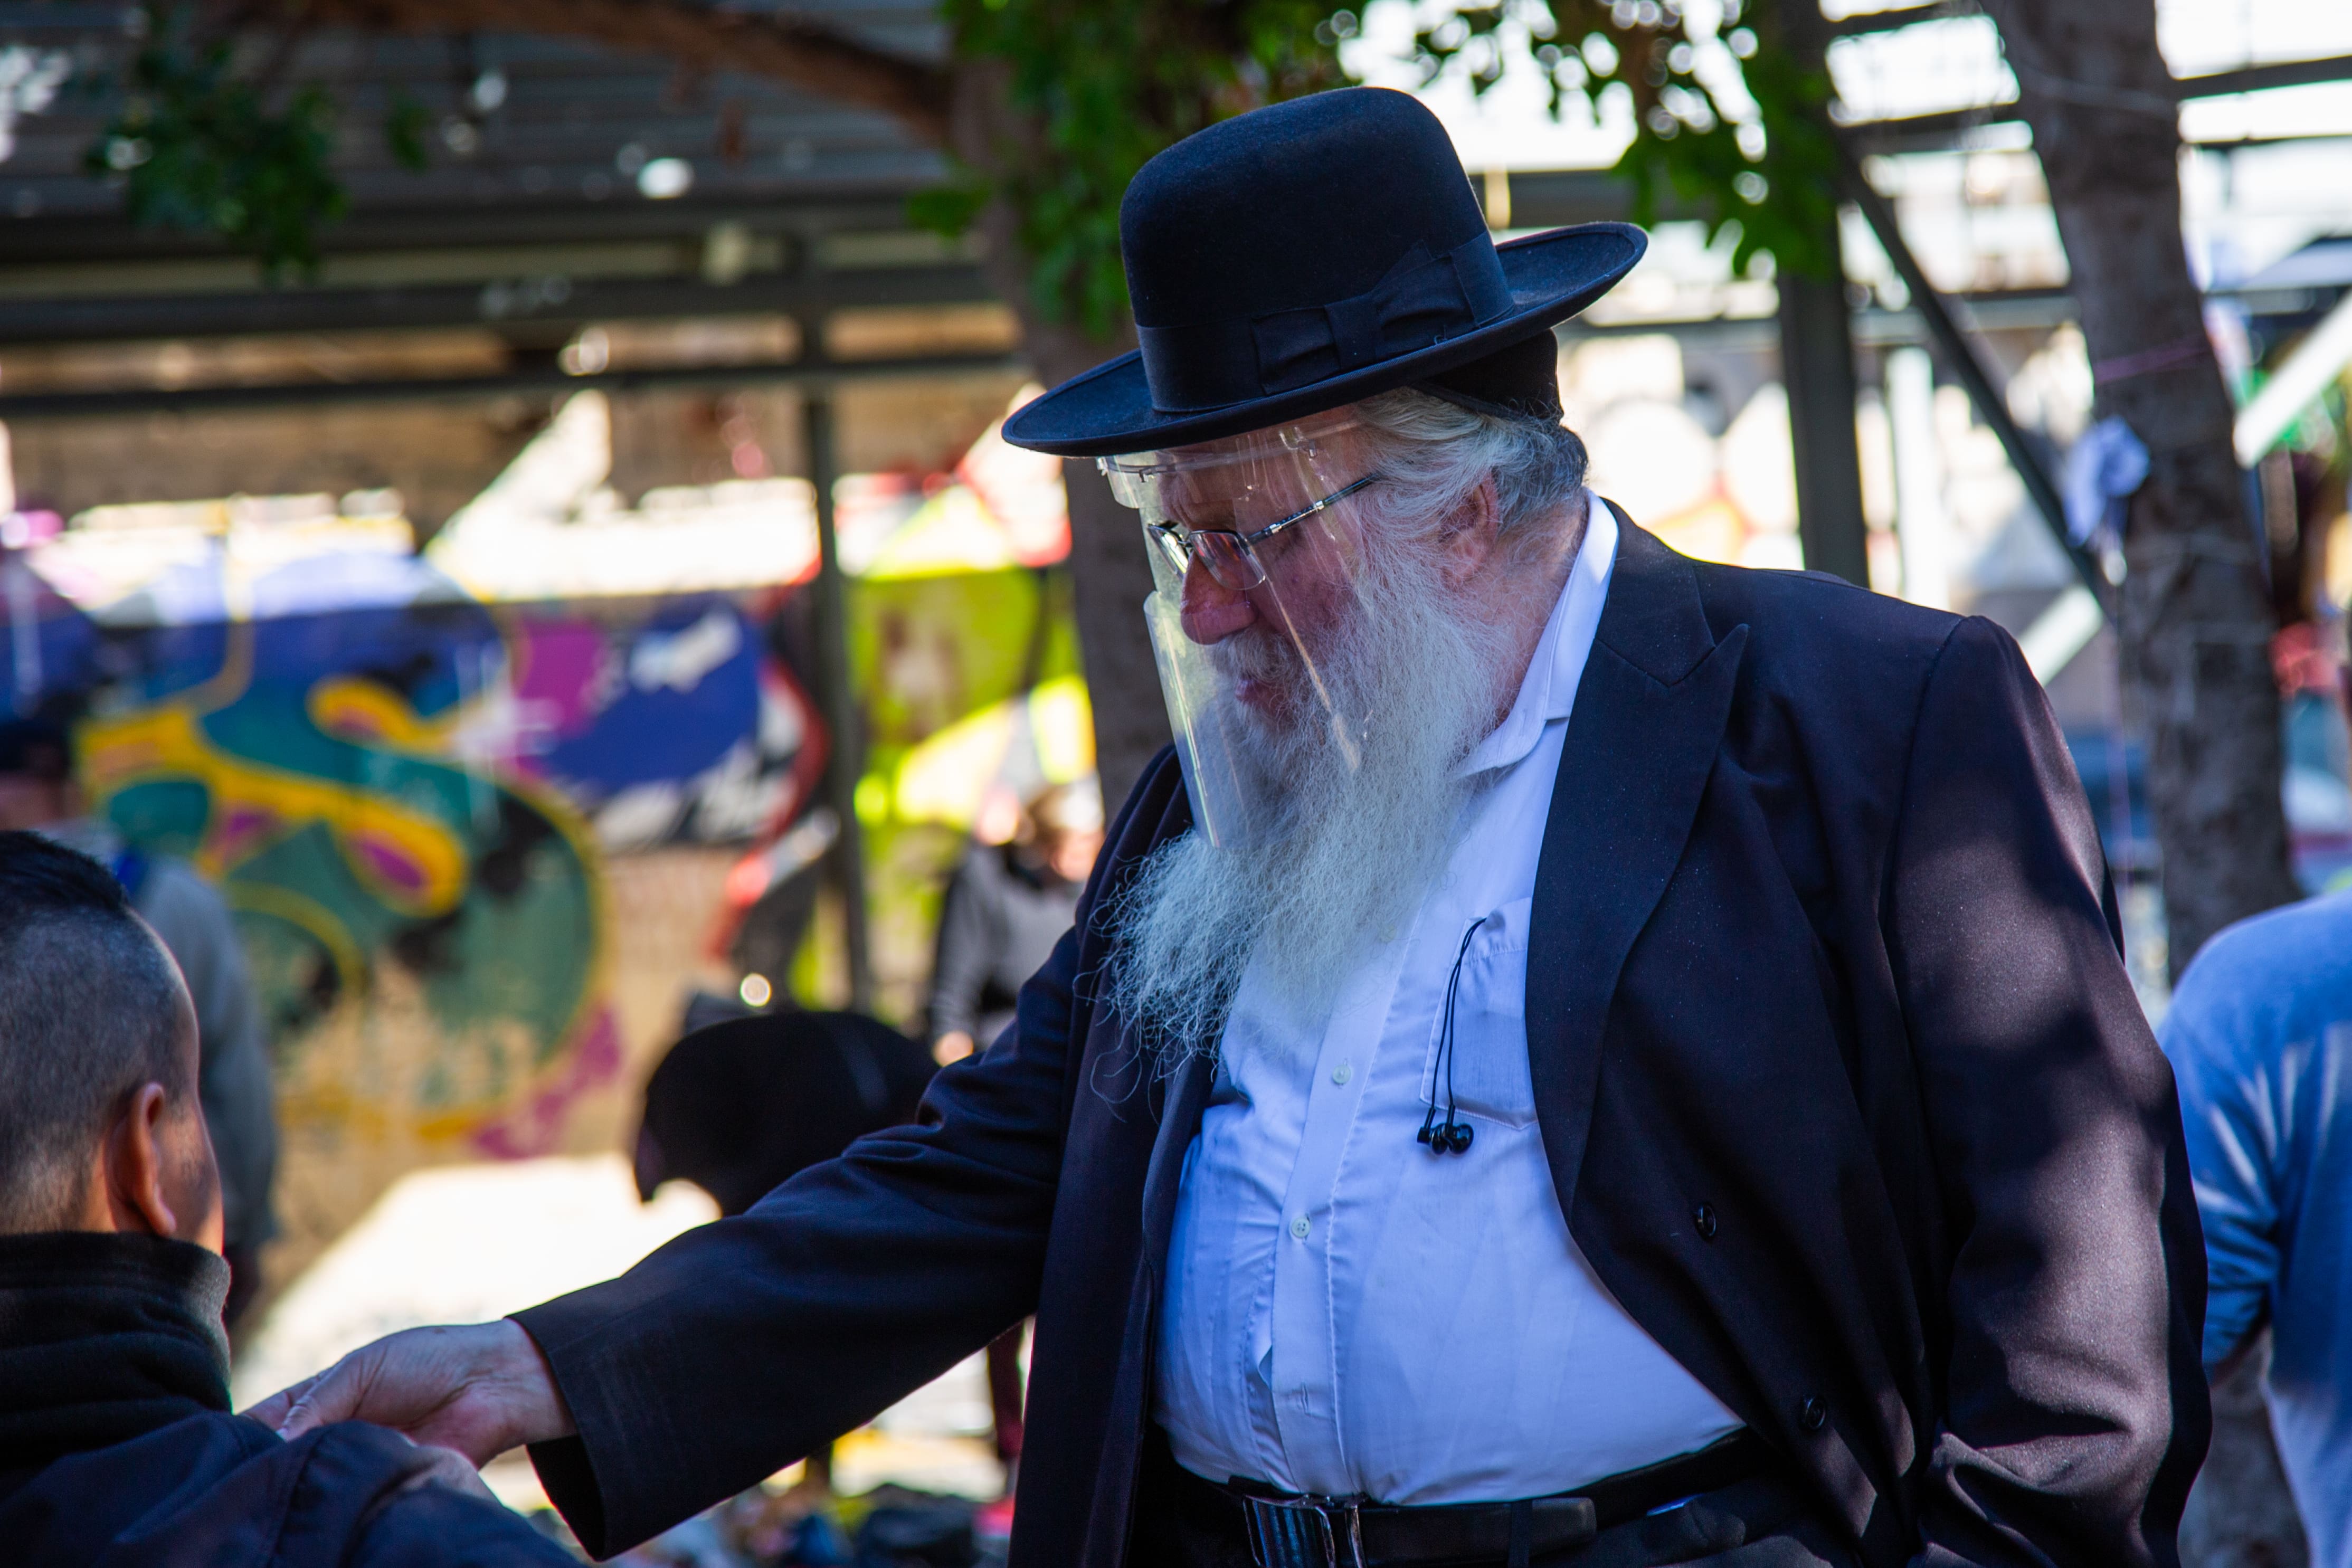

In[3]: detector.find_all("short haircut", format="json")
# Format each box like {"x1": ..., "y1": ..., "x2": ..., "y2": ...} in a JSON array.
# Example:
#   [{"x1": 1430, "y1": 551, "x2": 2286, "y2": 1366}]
[{"x1": 0, "y1": 831, "x2": 191, "y2": 1232}]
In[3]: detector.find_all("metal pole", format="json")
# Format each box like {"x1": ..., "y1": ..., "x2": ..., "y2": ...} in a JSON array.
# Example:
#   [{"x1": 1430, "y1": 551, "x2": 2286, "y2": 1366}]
[
  {"x1": 1835, "y1": 136, "x2": 2108, "y2": 604},
  {"x1": 1777, "y1": 0, "x2": 1871, "y2": 588},
  {"x1": 1778, "y1": 259, "x2": 1873, "y2": 586},
  {"x1": 802, "y1": 387, "x2": 875, "y2": 1013}
]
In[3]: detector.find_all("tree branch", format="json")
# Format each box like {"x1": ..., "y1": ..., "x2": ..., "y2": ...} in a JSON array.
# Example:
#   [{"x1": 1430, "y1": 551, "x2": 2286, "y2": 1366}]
[{"x1": 254, "y1": 0, "x2": 953, "y2": 145}]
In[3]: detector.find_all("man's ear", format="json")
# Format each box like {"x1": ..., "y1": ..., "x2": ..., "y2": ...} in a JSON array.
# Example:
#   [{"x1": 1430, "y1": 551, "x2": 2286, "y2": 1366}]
[
  {"x1": 1437, "y1": 477, "x2": 1503, "y2": 583},
  {"x1": 102, "y1": 1083, "x2": 184, "y2": 1239}
]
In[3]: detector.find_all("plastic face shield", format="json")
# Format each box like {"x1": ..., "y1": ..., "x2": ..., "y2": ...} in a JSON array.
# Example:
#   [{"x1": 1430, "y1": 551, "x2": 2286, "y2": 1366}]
[{"x1": 1100, "y1": 412, "x2": 1381, "y2": 848}]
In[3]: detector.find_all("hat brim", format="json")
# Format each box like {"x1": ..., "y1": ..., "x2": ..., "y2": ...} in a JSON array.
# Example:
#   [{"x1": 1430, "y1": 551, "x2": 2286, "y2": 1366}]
[{"x1": 1001, "y1": 222, "x2": 1645, "y2": 457}]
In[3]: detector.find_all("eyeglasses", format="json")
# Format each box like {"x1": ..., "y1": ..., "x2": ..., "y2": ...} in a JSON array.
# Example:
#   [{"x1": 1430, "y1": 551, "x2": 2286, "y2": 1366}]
[{"x1": 1143, "y1": 473, "x2": 1382, "y2": 591}]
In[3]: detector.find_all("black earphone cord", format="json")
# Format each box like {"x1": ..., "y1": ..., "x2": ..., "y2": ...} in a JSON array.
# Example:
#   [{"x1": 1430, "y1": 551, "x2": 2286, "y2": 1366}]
[{"x1": 1417, "y1": 915, "x2": 1486, "y2": 1157}]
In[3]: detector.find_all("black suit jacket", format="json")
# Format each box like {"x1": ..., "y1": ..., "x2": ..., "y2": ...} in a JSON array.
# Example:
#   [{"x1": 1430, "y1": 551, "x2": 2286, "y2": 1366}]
[{"x1": 517, "y1": 521, "x2": 2207, "y2": 1567}]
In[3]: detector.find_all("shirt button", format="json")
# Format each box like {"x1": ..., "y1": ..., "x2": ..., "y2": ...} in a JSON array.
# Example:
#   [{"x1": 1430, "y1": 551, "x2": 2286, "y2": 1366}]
[
  {"x1": 1798, "y1": 1397, "x2": 1828, "y2": 1433},
  {"x1": 1378, "y1": 925, "x2": 1398, "y2": 943},
  {"x1": 1290, "y1": 1215, "x2": 1312, "y2": 1240},
  {"x1": 1693, "y1": 1203, "x2": 1719, "y2": 1241},
  {"x1": 1331, "y1": 1061, "x2": 1352, "y2": 1086}
]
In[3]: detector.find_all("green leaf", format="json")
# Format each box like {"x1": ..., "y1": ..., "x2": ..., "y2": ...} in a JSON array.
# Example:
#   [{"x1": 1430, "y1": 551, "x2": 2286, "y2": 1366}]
[
  {"x1": 385, "y1": 90, "x2": 431, "y2": 174},
  {"x1": 83, "y1": 3, "x2": 419, "y2": 283},
  {"x1": 933, "y1": 0, "x2": 1350, "y2": 339},
  {"x1": 1406, "y1": 2, "x2": 1843, "y2": 279},
  {"x1": 906, "y1": 175, "x2": 990, "y2": 239}
]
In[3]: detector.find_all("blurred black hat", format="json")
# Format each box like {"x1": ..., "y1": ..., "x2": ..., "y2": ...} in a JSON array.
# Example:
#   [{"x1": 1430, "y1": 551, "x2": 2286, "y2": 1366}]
[{"x1": 634, "y1": 1010, "x2": 936, "y2": 1217}]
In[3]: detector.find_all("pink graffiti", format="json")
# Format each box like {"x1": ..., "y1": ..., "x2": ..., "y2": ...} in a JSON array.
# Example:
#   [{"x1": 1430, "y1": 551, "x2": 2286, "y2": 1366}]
[
  {"x1": 212, "y1": 805, "x2": 280, "y2": 862},
  {"x1": 508, "y1": 621, "x2": 610, "y2": 735},
  {"x1": 469, "y1": 1004, "x2": 625, "y2": 1160},
  {"x1": 349, "y1": 832, "x2": 429, "y2": 894}
]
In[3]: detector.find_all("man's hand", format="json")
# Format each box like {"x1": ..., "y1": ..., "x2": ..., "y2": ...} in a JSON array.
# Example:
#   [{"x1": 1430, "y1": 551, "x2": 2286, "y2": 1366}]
[{"x1": 243, "y1": 1320, "x2": 576, "y2": 1468}]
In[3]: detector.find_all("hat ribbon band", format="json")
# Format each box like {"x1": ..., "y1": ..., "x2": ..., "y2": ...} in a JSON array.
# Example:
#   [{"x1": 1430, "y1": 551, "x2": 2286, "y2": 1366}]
[{"x1": 1136, "y1": 235, "x2": 1514, "y2": 416}]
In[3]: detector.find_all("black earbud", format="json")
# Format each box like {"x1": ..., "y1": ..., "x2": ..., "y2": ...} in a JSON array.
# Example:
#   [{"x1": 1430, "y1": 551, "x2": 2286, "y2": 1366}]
[
  {"x1": 1418, "y1": 916, "x2": 1487, "y2": 1158},
  {"x1": 1416, "y1": 1116, "x2": 1474, "y2": 1155}
]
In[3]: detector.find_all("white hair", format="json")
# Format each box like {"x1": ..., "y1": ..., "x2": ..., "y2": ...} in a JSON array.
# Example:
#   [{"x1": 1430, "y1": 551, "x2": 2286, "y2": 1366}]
[
  {"x1": 1101, "y1": 391, "x2": 1589, "y2": 1063},
  {"x1": 1350, "y1": 387, "x2": 1590, "y2": 546}
]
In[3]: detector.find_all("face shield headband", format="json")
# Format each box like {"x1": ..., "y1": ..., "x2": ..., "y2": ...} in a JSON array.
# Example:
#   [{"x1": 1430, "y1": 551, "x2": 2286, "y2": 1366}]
[{"x1": 1099, "y1": 412, "x2": 1388, "y2": 849}]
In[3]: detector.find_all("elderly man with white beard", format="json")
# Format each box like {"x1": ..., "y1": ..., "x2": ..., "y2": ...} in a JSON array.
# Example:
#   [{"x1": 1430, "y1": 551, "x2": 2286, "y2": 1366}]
[{"x1": 258, "y1": 89, "x2": 2207, "y2": 1568}]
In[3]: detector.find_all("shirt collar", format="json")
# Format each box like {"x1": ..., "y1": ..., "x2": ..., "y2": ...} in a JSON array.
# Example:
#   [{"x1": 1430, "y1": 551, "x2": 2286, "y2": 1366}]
[{"x1": 1458, "y1": 490, "x2": 1618, "y2": 778}]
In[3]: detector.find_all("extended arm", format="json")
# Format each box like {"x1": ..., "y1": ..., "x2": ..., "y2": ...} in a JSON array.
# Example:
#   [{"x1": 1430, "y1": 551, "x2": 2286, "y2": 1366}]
[
  {"x1": 257, "y1": 753, "x2": 1188, "y2": 1556},
  {"x1": 1885, "y1": 617, "x2": 2207, "y2": 1566},
  {"x1": 514, "y1": 933, "x2": 1085, "y2": 1551}
]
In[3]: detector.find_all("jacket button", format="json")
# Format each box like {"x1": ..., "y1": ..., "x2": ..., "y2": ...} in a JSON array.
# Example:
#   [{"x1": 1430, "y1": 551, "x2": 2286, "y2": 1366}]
[
  {"x1": 1692, "y1": 1203, "x2": 1718, "y2": 1241},
  {"x1": 1798, "y1": 1397, "x2": 1827, "y2": 1433}
]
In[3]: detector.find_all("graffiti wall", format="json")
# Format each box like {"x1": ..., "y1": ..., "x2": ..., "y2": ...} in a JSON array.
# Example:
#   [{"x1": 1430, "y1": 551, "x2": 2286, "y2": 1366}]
[
  {"x1": 3, "y1": 508, "x2": 819, "y2": 1280},
  {"x1": 0, "y1": 384, "x2": 1080, "y2": 1290}
]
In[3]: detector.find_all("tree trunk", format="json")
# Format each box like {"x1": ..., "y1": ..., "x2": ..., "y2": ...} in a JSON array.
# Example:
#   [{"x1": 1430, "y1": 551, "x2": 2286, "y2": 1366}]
[
  {"x1": 1979, "y1": 0, "x2": 2299, "y2": 976},
  {"x1": 1978, "y1": 4, "x2": 2304, "y2": 1561},
  {"x1": 950, "y1": 62, "x2": 1171, "y2": 809}
]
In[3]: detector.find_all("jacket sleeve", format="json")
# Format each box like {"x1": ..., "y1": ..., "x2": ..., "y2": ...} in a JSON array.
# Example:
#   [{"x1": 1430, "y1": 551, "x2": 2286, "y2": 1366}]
[
  {"x1": 1884, "y1": 617, "x2": 2207, "y2": 1567},
  {"x1": 354, "y1": 1484, "x2": 583, "y2": 1568},
  {"x1": 511, "y1": 750, "x2": 1184, "y2": 1559}
]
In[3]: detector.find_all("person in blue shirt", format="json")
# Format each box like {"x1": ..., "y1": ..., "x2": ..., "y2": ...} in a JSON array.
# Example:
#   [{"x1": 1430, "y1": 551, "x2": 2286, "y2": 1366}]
[{"x1": 2160, "y1": 889, "x2": 2352, "y2": 1568}]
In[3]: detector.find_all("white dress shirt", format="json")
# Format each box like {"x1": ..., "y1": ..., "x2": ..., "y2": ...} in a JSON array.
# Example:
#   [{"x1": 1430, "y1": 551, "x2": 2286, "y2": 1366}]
[{"x1": 1154, "y1": 497, "x2": 1742, "y2": 1504}]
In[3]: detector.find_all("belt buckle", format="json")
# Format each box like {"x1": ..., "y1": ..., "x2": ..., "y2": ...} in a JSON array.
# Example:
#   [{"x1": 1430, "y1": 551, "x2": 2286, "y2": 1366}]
[{"x1": 1240, "y1": 1492, "x2": 1367, "y2": 1568}]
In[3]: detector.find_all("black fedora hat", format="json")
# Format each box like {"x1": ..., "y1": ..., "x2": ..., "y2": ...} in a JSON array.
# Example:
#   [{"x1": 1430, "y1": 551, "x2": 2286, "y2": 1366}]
[{"x1": 1001, "y1": 87, "x2": 1645, "y2": 458}]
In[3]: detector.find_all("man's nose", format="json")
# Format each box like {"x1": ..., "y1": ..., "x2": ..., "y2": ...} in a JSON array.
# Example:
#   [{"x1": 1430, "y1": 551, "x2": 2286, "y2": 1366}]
[{"x1": 1179, "y1": 558, "x2": 1258, "y2": 644}]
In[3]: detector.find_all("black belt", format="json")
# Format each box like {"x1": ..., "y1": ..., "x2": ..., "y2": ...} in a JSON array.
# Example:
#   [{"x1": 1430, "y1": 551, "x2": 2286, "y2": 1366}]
[{"x1": 1151, "y1": 1428, "x2": 1780, "y2": 1568}]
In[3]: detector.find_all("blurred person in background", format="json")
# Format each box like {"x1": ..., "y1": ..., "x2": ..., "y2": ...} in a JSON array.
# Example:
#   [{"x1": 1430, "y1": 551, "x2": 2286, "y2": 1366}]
[
  {"x1": 0, "y1": 831, "x2": 572, "y2": 1568},
  {"x1": 928, "y1": 779, "x2": 1105, "y2": 1067},
  {"x1": 0, "y1": 713, "x2": 278, "y2": 1331},
  {"x1": 925, "y1": 781, "x2": 1104, "y2": 1505},
  {"x1": 2160, "y1": 887, "x2": 2352, "y2": 1568}
]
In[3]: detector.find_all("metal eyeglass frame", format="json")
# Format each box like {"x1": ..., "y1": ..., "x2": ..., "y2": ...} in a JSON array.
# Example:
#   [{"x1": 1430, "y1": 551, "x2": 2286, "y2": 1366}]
[{"x1": 1137, "y1": 472, "x2": 1384, "y2": 591}]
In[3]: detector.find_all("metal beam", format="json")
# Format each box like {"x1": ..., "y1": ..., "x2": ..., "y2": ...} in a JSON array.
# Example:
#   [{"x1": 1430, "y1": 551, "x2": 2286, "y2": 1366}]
[
  {"x1": 1835, "y1": 138, "x2": 2107, "y2": 603},
  {"x1": 0, "y1": 348, "x2": 1023, "y2": 420},
  {"x1": 1779, "y1": 264, "x2": 1872, "y2": 585},
  {"x1": 1778, "y1": 0, "x2": 1871, "y2": 588},
  {"x1": 801, "y1": 389, "x2": 875, "y2": 1015},
  {"x1": 0, "y1": 262, "x2": 994, "y2": 346},
  {"x1": 1827, "y1": 2, "x2": 1971, "y2": 39},
  {"x1": 0, "y1": 189, "x2": 944, "y2": 264},
  {"x1": 1845, "y1": 53, "x2": 2352, "y2": 148}
]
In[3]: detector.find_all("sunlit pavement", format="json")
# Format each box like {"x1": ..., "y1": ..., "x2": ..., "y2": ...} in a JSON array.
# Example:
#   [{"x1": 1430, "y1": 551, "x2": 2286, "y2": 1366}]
[{"x1": 232, "y1": 1154, "x2": 1008, "y2": 1517}]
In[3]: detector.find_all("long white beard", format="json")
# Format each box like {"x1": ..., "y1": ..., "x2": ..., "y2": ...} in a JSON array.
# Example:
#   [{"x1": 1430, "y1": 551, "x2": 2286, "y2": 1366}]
[{"x1": 1104, "y1": 539, "x2": 1514, "y2": 1061}]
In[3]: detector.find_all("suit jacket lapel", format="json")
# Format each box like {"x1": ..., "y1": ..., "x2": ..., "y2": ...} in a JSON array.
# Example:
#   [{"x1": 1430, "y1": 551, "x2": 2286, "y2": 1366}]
[
  {"x1": 1082, "y1": 1043, "x2": 1211, "y2": 1567},
  {"x1": 1141, "y1": 1050, "x2": 1213, "y2": 1263},
  {"x1": 1527, "y1": 509, "x2": 1747, "y2": 1219}
]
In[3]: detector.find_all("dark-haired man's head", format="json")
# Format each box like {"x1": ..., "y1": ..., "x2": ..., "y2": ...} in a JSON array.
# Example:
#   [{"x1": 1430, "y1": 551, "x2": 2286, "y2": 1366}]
[
  {"x1": 0, "y1": 830, "x2": 217, "y2": 1246},
  {"x1": 0, "y1": 715, "x2": 84, "y2": 831}
]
